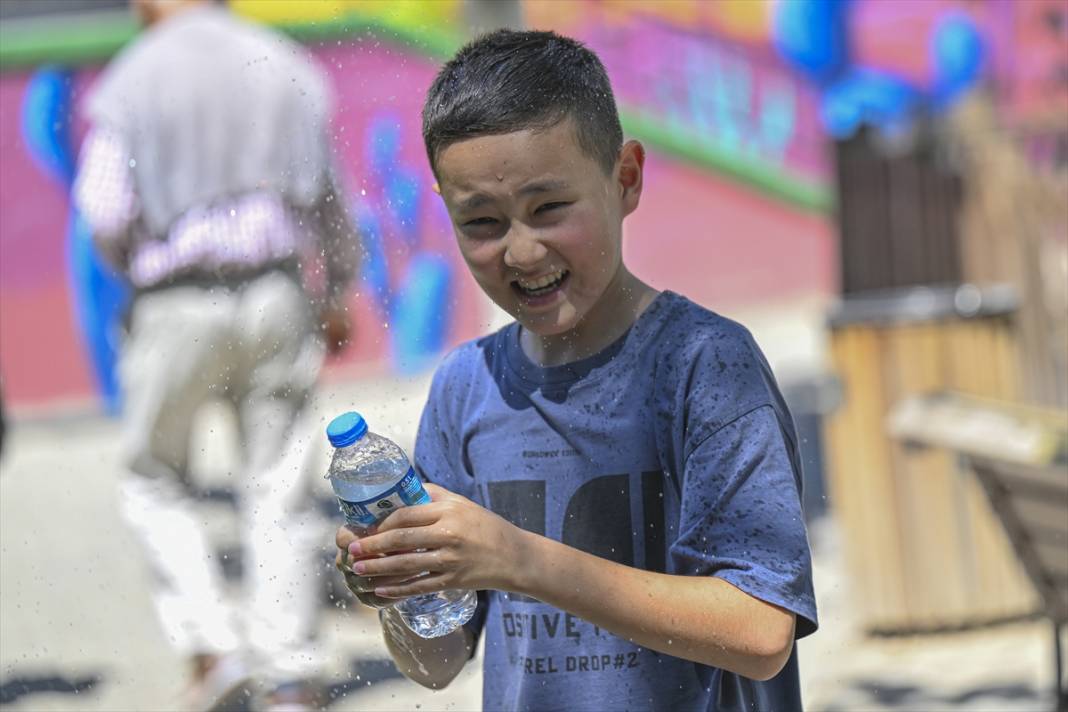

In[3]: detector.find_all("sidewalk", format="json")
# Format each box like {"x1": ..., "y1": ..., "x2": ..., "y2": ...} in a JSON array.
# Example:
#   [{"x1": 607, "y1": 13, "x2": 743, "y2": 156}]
[
  {"x1": 0, "y1": 306, "x2": 1056, "y2": 710},
  {"x1": 799, "y1": 518, "x2": 1054, "y2": 711},
  {"x1": 0, "y1": 372, "x2": 486, "y2": 711}
]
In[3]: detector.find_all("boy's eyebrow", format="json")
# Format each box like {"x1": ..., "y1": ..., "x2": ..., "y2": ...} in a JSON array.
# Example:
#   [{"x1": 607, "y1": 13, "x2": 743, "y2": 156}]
[
  {"x1": 454, "y1": 180, "x2": 571, "y2": 212},
  {"x1": 517, "y1": 179, "x2": 570, "y2": 196},
  {"x1": 456, "y1": 194, "x2": 492, "y2": 211}
]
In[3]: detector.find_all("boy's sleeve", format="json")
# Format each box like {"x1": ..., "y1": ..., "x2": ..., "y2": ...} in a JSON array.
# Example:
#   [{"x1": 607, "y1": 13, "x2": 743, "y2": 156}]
[
  {"x1": 412, "y1": 352, "x2": 478, "y2": 500},
  {"x1": 672, "y1": 403, "x2": 818, "y2": 639},
  {"x1": 411, "y1": 352, "x2": 488, "y2": 647}
]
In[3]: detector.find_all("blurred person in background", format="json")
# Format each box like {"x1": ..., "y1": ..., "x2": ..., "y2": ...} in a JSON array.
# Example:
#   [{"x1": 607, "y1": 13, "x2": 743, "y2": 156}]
[{"x1": 73, "y1": 0, "x2": 360, "y2": 709}]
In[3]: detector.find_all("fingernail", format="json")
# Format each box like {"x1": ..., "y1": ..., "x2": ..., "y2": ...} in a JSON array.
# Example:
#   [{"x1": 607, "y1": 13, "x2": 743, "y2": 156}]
[
  {"x1": 348, "y1": 541, "x2": 362, "y2": 556},
  {"x1": 351, "y1": 561, "x2": 366, "y2": 574}
]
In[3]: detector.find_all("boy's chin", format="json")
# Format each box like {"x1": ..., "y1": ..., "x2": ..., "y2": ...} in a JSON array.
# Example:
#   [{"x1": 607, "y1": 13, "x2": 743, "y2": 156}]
[
  {"x1": 500, "y1": 297, "x2": 582, "y2": 336},
  {"x1": 515, "y1": 313, "x2": 581, "y2": 338}
]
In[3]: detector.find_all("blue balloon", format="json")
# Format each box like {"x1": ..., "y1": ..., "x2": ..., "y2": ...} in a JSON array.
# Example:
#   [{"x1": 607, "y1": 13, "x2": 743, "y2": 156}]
[
  {"x1": 772, "y1": 0, "x2": 853, "y2": 86},
  {"x1": 931, "y1": 12, "x2": 986, "y2": 109},
  {"x1": 821, "y1": 67, "x2": 919, "y2": 139},
  {"x1": 779, "y1": 4, "x2": 987, "y2": 136}
]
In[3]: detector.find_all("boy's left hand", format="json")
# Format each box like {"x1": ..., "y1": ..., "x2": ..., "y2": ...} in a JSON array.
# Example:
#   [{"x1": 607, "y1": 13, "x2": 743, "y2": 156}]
[{"x1": 346, "y1": 483, "x2": 530, "y2": 598}]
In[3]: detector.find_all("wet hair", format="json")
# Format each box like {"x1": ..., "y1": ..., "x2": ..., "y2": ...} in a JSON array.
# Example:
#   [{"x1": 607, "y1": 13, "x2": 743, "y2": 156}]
[{"x1": 422, "y1": 29, "x2": 623, "y2": 176}]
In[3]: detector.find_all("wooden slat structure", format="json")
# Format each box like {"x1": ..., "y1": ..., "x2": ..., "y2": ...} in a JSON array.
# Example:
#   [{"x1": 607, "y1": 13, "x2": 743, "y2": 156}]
[
  {"x1": 949, "y1": 97, "x2": 1068, "y2": 411},
  {"x1": 889, "y1": 391, "x2": 1068, "y2": 710},
  {"x1": 824, "y1": 286, "x2": 1045, "y2": 632},
  {"x1": 824, "y1": 87, "x2": 1068, "y2": 705},
  {"x1": 834, "y1": 124, "x2": 963, "y2": 295}
]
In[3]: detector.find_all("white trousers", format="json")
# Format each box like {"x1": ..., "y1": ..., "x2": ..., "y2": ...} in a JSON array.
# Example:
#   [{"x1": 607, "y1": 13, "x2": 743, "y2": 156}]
[{"x1": 117, "y1": 270, "x2": 326, "y2": 680}]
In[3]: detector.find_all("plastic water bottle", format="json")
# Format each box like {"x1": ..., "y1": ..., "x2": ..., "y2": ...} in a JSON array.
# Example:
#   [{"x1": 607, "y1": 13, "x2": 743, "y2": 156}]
[{"x1": 325, "y1": 411, "x2": 477, "y2": 638}]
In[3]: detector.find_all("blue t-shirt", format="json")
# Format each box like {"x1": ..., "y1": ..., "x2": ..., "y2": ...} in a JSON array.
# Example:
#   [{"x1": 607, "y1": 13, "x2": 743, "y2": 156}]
[{"x1": 414, "y1": 291, "x2": 818, "y2": 711}]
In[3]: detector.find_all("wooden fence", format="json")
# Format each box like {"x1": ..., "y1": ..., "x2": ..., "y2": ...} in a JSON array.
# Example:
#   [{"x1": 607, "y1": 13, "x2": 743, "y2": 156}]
[
  {"x1": 825, "y1": 290, "x2": 1041, "y2": 631},
  {"x1": 823, "y1": 93, "x2": 1067, "y2": 632}
]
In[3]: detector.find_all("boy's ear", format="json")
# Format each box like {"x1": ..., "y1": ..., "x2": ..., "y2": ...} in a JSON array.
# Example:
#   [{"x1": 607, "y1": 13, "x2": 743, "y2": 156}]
[{"x1": 617, "y1": 140, "x2": 644, "y2": 217}]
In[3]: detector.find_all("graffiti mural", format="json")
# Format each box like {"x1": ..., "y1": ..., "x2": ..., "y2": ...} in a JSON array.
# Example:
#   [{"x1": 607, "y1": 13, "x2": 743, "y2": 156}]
[
  {"x1": 0, "y1": 39, "x2": 485, "y2": 409},
  {"x1": 525, "y1": 0, "x2": 829, "y2": 205},
  {"x1": 355, "y1": 111, "x2": 456, "y2": 374}
]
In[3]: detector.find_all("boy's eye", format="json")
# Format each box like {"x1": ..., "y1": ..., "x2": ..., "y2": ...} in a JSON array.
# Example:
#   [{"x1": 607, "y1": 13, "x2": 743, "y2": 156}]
[
  {"x1": 462, "y1": 217, "x2": 499, "y2": 228},
  {"x1": 535, "y1": 201, "x2": 570, "y2": 214}
]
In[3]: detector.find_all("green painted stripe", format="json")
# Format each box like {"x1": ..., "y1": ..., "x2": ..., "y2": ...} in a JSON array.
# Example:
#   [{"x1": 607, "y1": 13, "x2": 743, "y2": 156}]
[
  {"x1": 280, "y1": 15, "x2": 459, "y2": 59},
  {"x1": 620, "y1": 110, "x2": 832, "y2": 213},
  {"x1": 0, "y1": 11, "x2": 458, "y2": 70},
  {"x1": 0, "y1": 11, "x2": 140, "y2": 70},
  {"x1": 0, "y1": 11, "x2": 829, "y2": 211}
]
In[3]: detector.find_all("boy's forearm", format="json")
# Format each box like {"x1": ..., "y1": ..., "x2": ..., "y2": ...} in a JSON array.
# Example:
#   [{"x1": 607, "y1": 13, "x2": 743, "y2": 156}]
[
  {"x1": 511, "y1": 531, "x2": 795, "y2": 681},
  {"x1": 378, "y1": 606, "x2": 474, "y2": 689}
]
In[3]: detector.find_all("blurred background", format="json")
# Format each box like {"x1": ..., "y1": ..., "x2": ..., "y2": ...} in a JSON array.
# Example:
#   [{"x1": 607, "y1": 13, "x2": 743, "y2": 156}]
[{"x1": 0, "y1": 0, "x2": 1065, "y2": 710}]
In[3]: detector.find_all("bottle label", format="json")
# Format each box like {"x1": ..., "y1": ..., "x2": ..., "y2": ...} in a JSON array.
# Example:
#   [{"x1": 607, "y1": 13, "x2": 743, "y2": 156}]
[{"x1": 336, "y1": 467, "x2": 431, "y2": 527}]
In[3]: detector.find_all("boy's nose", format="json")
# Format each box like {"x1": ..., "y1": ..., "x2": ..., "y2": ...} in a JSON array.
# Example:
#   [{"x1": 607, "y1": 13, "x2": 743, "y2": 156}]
[{"x1": 503, "y1": 227, "x2": 548, "y2": 270}]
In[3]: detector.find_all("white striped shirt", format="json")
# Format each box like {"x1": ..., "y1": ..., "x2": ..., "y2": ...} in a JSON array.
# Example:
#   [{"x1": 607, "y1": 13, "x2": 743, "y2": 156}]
[{"x1": 74, "y1": 126, "x2": 357, "y2": 301}]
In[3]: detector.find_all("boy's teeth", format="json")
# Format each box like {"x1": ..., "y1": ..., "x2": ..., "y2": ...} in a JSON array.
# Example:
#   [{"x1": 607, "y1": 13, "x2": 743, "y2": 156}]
[{"x1": 519, "y1": 270, "x2": 564, "y2": 291}]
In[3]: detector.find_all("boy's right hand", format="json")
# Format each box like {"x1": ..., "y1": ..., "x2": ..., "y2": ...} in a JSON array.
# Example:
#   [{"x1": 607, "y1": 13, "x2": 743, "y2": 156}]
[{"x1": 335, "y1": 525, "x2": 396, "y2": 609}]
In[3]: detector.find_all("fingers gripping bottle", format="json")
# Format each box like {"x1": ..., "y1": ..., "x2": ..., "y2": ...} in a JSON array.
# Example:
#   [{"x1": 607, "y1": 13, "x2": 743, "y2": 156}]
[{"x1": 326, "y1": 412, "x2": 477, "y2": 638}]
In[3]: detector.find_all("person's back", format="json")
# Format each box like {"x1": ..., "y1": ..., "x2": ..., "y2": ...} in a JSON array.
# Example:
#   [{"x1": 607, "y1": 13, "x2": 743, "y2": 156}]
[
  {"x1": 86, "y1": 2, "x2": 330, "y2": 241},
  {"x1": 76, "y1": 2, "x2": 358, "y2": 708}
]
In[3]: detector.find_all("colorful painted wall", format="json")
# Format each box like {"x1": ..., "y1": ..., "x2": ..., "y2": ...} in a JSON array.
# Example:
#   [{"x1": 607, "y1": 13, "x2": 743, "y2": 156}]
[
  {"x1": 0, "y1": 38, "x2": 489, "y2": 410},
  {"x1": 519, "y1": 0, "x2": 836, "y2": 319},
  {"x1": 0, "y1": 1, "x2": 842, "y2": 413},
  {"x1": 1, "y1": 70, "x2": 100, "y2": 409},
  {"x1": 14, "y1": 0, "x2": 1057, "y2": 411}
]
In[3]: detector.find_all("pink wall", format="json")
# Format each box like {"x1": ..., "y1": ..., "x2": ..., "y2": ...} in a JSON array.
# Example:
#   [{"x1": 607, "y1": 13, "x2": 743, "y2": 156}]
[
  {"x1": 0, "y1": 36, "x2": 833, "y2": 412},
  {"x1": 0, "y1": 72, "x2": 96, "y2": 407},
  {"x1": 625, "y1": 152, "x2": 832, "y2": 305},
  {"x1": 0, "y1": 42, "x2": 488, "y2": 411}
]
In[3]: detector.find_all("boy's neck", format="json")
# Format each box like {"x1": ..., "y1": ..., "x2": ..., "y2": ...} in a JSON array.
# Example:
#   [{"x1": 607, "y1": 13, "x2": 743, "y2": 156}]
[{"x1": 519, "y1": 270, "x2": 658, "y2": 368}]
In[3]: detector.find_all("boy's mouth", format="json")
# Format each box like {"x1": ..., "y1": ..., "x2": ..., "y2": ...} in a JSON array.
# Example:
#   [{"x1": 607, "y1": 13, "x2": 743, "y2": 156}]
[{"x1": 513, "y1": 269, "x2": 570, "y2": 299}]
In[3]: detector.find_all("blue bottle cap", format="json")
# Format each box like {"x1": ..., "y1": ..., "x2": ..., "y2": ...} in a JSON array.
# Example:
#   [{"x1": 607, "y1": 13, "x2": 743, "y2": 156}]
[{"x1": 326, "y1": 411, "x2": 368, "y2": 448}]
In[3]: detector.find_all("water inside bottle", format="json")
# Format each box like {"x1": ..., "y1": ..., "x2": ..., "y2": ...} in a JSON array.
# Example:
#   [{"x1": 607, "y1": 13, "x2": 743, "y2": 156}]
[{"x1": 396, "y1": 589, "x2": 478, "y2": 638}]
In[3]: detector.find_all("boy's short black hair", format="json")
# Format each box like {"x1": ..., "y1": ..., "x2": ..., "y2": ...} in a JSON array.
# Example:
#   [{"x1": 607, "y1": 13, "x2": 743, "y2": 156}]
[{"x1": 422, "y1": 29, "x2": 623, "y2": 176}]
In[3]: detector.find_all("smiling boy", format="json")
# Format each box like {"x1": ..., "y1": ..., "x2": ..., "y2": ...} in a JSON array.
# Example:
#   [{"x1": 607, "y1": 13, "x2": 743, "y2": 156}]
[{"x1": 335, "y1": 29, "x2": 817, "y2": 711}]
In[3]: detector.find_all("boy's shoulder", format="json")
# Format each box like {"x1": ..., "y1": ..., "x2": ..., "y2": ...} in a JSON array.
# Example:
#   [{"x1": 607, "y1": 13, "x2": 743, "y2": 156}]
[
  {"x1": 436, "y1": 327, "x2": 504, "y2": 372},
  {"x1": 426, "y1": 293, "x2": 770, "y2": 406},
  {"x1": 424, "y1": 325, "x2": 509, "y2": 398},
  {"x1": 649, "y1": 293, "x2": 783, "y2": 430},
  {"x1": 648, "y1": 291, "x2": 761, "y2": 364},
  {"x1": 430, "y1": 294, "x2": 763, "y2": 380}
]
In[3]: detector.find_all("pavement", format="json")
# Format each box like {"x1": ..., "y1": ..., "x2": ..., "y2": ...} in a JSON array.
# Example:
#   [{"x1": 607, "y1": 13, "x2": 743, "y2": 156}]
[
  {"x1": 0, "y1": 299, "x2": 1059, "y2": 711},
  {"x1": 0, "y1": 373, "x2": 484, "y2": 712}
]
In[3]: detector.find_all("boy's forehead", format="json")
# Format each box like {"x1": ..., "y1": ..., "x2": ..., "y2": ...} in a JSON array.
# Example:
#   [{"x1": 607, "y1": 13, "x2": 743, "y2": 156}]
[{"x1": 435, "y1": 122, "x2": 594, "y2": 197}]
